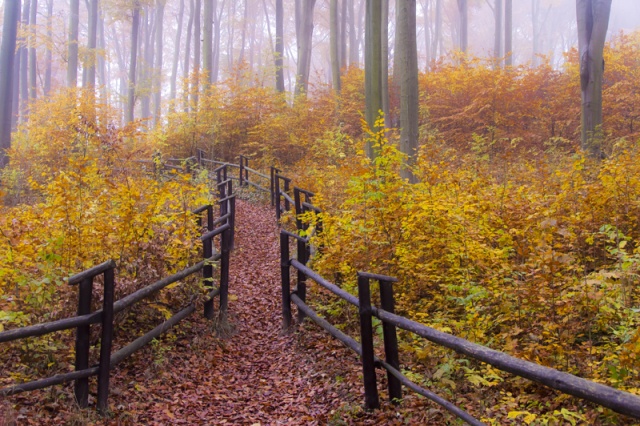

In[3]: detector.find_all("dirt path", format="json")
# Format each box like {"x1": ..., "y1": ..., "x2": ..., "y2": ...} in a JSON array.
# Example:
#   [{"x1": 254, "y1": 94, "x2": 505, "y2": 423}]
[
  {"x1": 4, "y1": 199, "x2": 430, "y2": 425},
  {"x1": 109, "y1": 199, "x2": 374, "y2": 425}
]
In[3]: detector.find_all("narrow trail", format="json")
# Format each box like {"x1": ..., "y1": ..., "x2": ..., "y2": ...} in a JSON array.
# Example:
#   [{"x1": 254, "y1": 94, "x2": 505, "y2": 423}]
[{"x1": 109, "y1": 199, "x2": 377, "y2": 425}]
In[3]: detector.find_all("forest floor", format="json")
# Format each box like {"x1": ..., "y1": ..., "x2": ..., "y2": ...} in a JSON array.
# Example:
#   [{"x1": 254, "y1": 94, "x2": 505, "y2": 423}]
[{"x1": 1, "y1": 198, "x2": 446, "y2": 425}]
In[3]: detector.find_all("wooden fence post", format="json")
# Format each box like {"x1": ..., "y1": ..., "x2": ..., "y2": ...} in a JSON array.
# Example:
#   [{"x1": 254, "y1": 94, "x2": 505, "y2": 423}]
[
  {"x1": 97, "y1": 265, "x2": 115, "y2": 413},
  {"x1": 239, "y1": 155, "x2": 245, "y2": 187},
  {"x1": 283, "y1": 178, "x2": 291, "y2": 213},
  {"x1": 275, "y1": 174, "x2": 282, "y2": 220},
  {"x1": 207, "y1": 204, "x2": 214, "y2": 232},
  {"x1": 74, "y1": 277, "x2": 93, "y2": 408},
  {"x1": 357, "y1": 273, "x2": 380, "y2": 410},
  {"x1": 280, "y1": 231, "x2": 292, "y2": 330},
  {"x1": 379, "y1": 279, "x2": 402, "y2": 403},
  {"x1": 203, "y1": 236, "x2": 214, "y2": 319},
  {"x1": 219, "y1": 226, "x2": 231, "y2": 317},
  {"x1": 229, "y1": 195, "x2": 236, "y2": 250}
]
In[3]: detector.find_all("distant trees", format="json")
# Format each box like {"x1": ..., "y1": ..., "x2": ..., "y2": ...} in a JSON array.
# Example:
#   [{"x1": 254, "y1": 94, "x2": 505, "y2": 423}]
[
  {"x1": 126, "y1": 2, "x2": 140, "y2": 124},
  {"x1": 576, "y1": 0, "x2": 612, "y2": 157},
  {"x1": 0, "y1": 0, "x2": 20, "y2": 167},
  {"x1": 457, "y1": 0, "x2": 468, "y2": 53},
  {"x1": 364, "y1": 0, "x2": 383, "y2": 158},
  {"x1": 68, "y1": 0, "x2": 79, "y2": 87}
]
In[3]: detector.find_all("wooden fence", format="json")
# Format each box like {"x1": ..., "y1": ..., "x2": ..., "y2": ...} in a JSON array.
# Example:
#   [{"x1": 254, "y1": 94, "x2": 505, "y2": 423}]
[
  {"x1": 270, "y1": 165, "x2": 640, "y2": 424},
  {"x1": 0, "y1": 163, "x2": 235, "y2": 414}
]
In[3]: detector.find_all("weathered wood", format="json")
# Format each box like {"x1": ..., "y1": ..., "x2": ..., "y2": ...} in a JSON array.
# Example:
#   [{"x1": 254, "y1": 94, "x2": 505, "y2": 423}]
[
  {"x1": 68, "y1": 259, "x2": 116, "y2": 285},
  {"x1": 246, "y1": 180, "x2": 270, "y2": 193},
  {"x1": 290, "y1": 259, "x2": 359, "y2": 307},
  {"x1": 357, "y1": 274, "x2": 379, "y2": 410},
  {"x1": 280, "y1": 229, "x2": 308, "y2": 243},
  {"x1": 74, "y1": 277, "x2": 93, "y2": 408},
  {"x1": 378, "y1": 279, "x2": 401, "y2": 403},
  {"x1": 97, "y1": 266, "x2": 115, "y2": 413},
  {"x1": 213, "y1": 213, "x2": 231, "y2": 227},
  {"x1": 111, "y1": 303, "x2": 196, "y2": 367},
  {"x1": 377, "y1": 358, "x2": 484, "y2": 426},
  {"x1": 290, "y1": 293, "x2": 361, "y2": 355},
  {"x1": 200, "y1": 223, "x2": 231, "y2": 242},
  {"x1": 280, "y1": 231, "x2": 292, "y2": 330},
  {"x1": 359, "y1": 271, "x2": 397, "y2": 282},
  {"x1": 0, "y1": 367, "x2": 99, "y2": 396},
  {"x1": 218, "y1": 227, "x2": 231, "y2": 317},
  {"x1": 244, "y1": 166, "x2": 269, "y2": 180},
  {"x1": 376, "y1": 309, "x2": 640, "y2": 419},
  {"x1": 0, "y1": 311, "x2": 101, "y2": 343},
  {"x1": 203, "y1": 234, "x2": 214, "y2": 319},
  {"x1": 114, "y1": 260, "x2": 205, "y2": 313}
]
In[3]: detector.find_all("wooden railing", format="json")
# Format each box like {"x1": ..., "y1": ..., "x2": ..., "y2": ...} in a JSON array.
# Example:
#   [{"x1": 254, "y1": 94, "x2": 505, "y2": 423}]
[
  {"x1": 274, "y1": 175, "x2": 640, "y2": 424},
  {"x1": 0, "y1": 168, "x2": 235, "y2": 414}
]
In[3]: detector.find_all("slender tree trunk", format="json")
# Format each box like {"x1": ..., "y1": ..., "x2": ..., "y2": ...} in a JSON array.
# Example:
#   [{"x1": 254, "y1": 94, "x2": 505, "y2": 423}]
[
  {"x1": 213, "y1": 0, "x2": 224, "y2": 83},
  {"x1": 98, "y1": 7, "x2": 108, "y2": 99},
  {"x1": 348, "y1": 0, "x2": 358, "y2": 66},
  {"x1": 577, "y1": 0, "x2": 612, "y2": 157},
  {"x1": 203, "y1": 0, "x2": 213, "y2": 84},
  {"x1": 227, "y1": 1, "x2": 234, "y2": 72},
  {"x1": 396, "y1": 0, "x2": 419, "y2": 182},
  {"x1": 19, "y1": 0, "x2": 29, "y2": 122},
  {"x1": 330, "y1": 0, "x2": 340, "y2": 92},
  {"x1": 457, "y1": 0, "x2": 467, "y2": 53},
  {"x1": 183, "y1": 0, "x2": 194, "y2": 110},
  {"x1": 28, "y1": 0, "x2": 37, "y2": 100},
  {"x1": 85, "y1": 0, "x2": 98, "y2": 89},
  {"x1": 493, "y1": 0, "x2": 502, "y2": 67},
  {"x1": 365, "y1": 0, "x2": 382, "y2": 158},
  {"x1": 0, "y1": 0, "x2": 20, "y2": 167},
  {"x1": 126, "y1": 3, "x2": 140, "y2": 124},
  {"x1": 339, "y1": 0, "x2": 347, "y2": 70},
  {"x1": 381, "y1": 0, "x2": 389, "y2": 126},
  {"x1": 68, "y1": 0, "x2": 79, "y2": 87},
  {"x1": 153, "y1": 0, "x2": 166, "y2": 124},
  {"x1": 239, "y1": 0, "x2": 249, "y2": 68},
  {"x1": 275, "y1": 0, "x2": 285, "y2": 92},
  {"x1": 193, "y1": 0, "x2": 201, "y2": 108},
  {"x1": 170, "y1": 0, "x2": 184, "y2": 105},
  {"x1": 294, "y1": 0, "x2": 316, "y2": 98},
  {"x1": 422, "y1": 0, "x2": 430, "y2": 69},
  {"x1": 504, "y1": 0, "x2": 512, "y2": 66}
]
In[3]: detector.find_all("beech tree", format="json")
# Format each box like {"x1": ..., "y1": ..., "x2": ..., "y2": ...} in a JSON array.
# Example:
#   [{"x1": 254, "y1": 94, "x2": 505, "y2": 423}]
[
  {"x1": 126, "y1": 2, "x2": 140, "y2": 124},
  {"x1": 396, "y1": 0, "x2": 418, "y2": 182},
  {"x1": 457, "y1": 0, "x2": 467, "y2": 53},
  {"x1": 577, "y1": 0, "x2": 612, "y2": 157},
  {"x1": 294, "y1": 0, "x2": 316, "y2": 98},
  {"x1": 0, "y1": 0, "x2": 20, "y2": 167},
  {"x1": 364, "y1": 0, "x2": 382, "y2": 158},
  {"x1": 275, "y1": 0, "x2": 285, "y2": 92},
  {"x1": 330, "y1": 0, "x2": 340, "y2": 92}
]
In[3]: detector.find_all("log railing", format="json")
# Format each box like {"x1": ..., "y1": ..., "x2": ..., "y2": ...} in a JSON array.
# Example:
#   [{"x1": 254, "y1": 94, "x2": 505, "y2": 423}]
[{"x1": 0, "y1": 172, "x2": 235, "y2": 414}]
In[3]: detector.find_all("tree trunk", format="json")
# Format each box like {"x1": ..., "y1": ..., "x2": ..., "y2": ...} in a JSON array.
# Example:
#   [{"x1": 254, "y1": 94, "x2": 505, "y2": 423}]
[
  {"x1": 239, "y1": 0, "x2": 249, "y2": 68},
  {"x1": 364, "y1": 0, "x2": 382, "y2": 158},
  {"x1": 213, "y1": 0, "x2": 224, "y2": 83},
  {"x1": 170, "y1": 0, "x2": 184, "y2": 105},
  {"x1": 153, "y1": 0, "x2": 166, "y2": 124},
  {"x1": 330, "y1": 0, "x2": 340, "y2": 92},
  {"x1": 504, "y1": 0, "x2": 512, "y2": 66},
  {"x1": 98, "y1": 7, "x2": 108, "y2": 99},
  {"x1": 396, "y1": 0, "x2": 419, "y2": 182},
  {"x1": 19, "y1": 0, "x2": 29, "y2": 120},
  {"x1": 203, "y1": 0, "x2": 213, "y2": 84},
  {"x1": 275, "y1": 0, "x2": 285, "y2": 92},
  {"x1": 348, "y1": 0, "x2": 358, "y2": 66},
  {"x1": 0, "y1": 0, "x2": 20, "y2": 167},
  {"x1": 381, "y1": 0, "x2": 389, "y2": 126},
  {"x1": 339, "y1": 0, "x2": 347, "y2": 70},
  {"x1": 193, "y1": 0, "x2": 201, "y2": 108},
  {"x1": 183, "y1": 0, "x2": 194, "y2": 110},
  {"x1": 493, "y1": 0, "x2": 502, "y2": 67},
  {"x1": 457, "y1": 0, "x2": 467, "y2": 53},
  {"x1": 422, "y1": 0, "x2": 430, "y2": 69},
  {"x1": 68, "y1": 0, "x2": 79, "y2": 87},
  {"x1": 84, "y1": 0, "x2": 98, "y2": 89},
  {"x1": 28, "y1": 0, "x2": 37, "y2": 100},
  {"x1": 577, "y1": 0, "x2": 612, "y2": 157},
  {"x1": 294, "y1": 0, "x2": 316, "y2": 98},
  {"x1": 126, "y1": 3, "x2": 140, "y2": 124}
]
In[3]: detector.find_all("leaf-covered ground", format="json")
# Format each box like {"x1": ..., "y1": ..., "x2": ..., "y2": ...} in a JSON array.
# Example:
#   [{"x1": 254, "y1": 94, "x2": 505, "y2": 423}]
[{"x1": 2, "y1": 199, "x2": 448, "y2": 425}]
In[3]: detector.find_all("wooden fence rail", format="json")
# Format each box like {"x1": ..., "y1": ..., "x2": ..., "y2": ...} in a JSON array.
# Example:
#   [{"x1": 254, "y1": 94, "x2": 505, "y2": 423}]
[
  {"x1": 0, "y1": 160, "x2": 236, "y2": 414},
  {"x1": 271, "y1": 167, "x2": 640, "y2": 424}
]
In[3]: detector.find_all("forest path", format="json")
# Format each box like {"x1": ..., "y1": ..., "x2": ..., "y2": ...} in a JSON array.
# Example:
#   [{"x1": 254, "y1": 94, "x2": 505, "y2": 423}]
[{"x1": 108, "y1": 199, "x2": 375, "y2": 425}]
